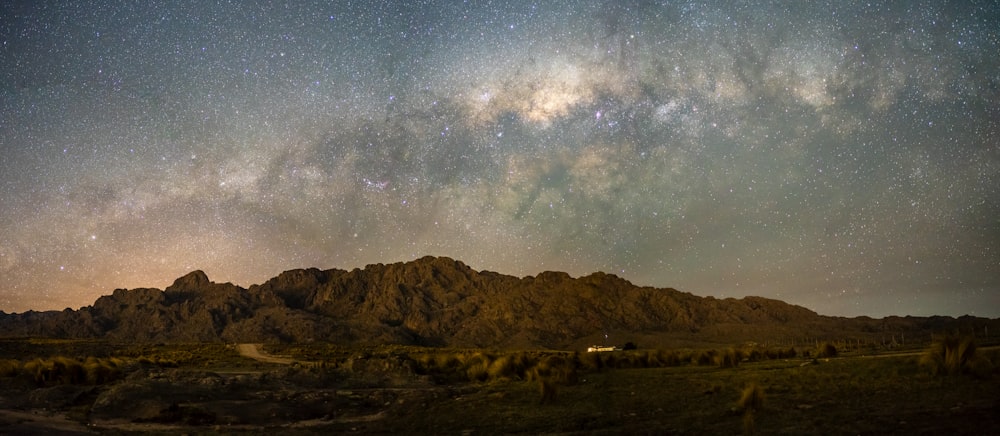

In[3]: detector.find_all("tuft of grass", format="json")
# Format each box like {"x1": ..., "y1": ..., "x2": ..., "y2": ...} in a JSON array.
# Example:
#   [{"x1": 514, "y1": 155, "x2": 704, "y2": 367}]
[
  {"x1": 0, "y1": 359, "x2": 21, "y2": 377},
  {"x1": 531, "y1": 354, "x2": 577, "y2": 404},
  {"x1": 693, "y1": 349, "x2": 716, "y2": 366},
  {"x1": 487, "y1": 352, "x2": 535, "y2": 381},
  {"x1": 816, "y1": 342, "x2": 838, "y2": 358},
  {"x1": 534, "y1": 355, "x2": 577, "y2": 385},
  {"x1": 715, "y1": 348, "x2": 741, "y2": 368},
  {"x1": 736, "y1": 382, "x2": 765, "y2": 435},
  {"x1": 83, "y1": 357, "x2": 123, "y2": 384},
  {"x1": 463, "y1": 352, "x2": 494, "y2": 382},
  {"x1": 6, "y1": 356, "x2": 124, "y2": 386},
  {"x1": 650, "y1": 349, "x2": 682, "y2": 367},
  {"x1": 576, "y1": 351, "x2": 604, "y2": 372},
  {"x1": 538, "y1": 377, "x2": 557, "y2": 404},
  {"x1": 736, "y1": 382, "x2": 765, "y2": 412},
  {"x1": 51, "y1": 356, "x2": 85, "y2": 385},
  {"x1": 23, "y1": 358, "x2": 52, "y2": 384},
  {"x1": 920, "y1": 334, "x2": 992, "y2": 378}
]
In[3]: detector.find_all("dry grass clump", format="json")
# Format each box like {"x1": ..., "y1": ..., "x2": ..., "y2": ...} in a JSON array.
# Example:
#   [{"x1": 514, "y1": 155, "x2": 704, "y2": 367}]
[
  {"x1": 816, "y1": 342, "x2": 838, "y2": 358},
  {"x1": 920, "y1": 334, "x2": 993, "y2": 378},
  {"x1": 463, "y1": 352, "x2": 494, "y2": 382},
  {"x1": 649, "y1": 349, "x2": 682, "y2": 367},
  {"x1": 0, "y1": 359, "x2": 21, "y2": 377},
  {"x1": 576, "y1": 350, "x2": 605, "y2": 372},
  {"x1": 83, "y1": 356, "x2": 123, "y2": 384},
  {"x1": 412, "y1": 351, "x2": 463, "y2": 377},
  {"x1": 413, "y1": 350, "x2": 547, "y2": 383},
  {"x1": 486, "y1": 352, "x2": 536, "y2": 381},
  {"x1": 736, "y1": 382, "x2": 765, "y2": 435},
  {"x1": 737, "y1": 345, "x2": 797, "y2": 363},
  {"x1": 532, "y1": 355, "x2": 578, "y2": 404},
  {"x1": 715, "y1": 348, "x2": 741, "y2": 368},
  {"x1": 621, "y1": 350, "x2": 654, "y2": 368},
  {"x1": 693, "y1": 349, "x2": 717, "y2": 366},
  {"x1": 532, "y1": 355, "x2": 577, "y2": 385},
  {"x1": 764, "y1": 347, "x2": 797, "y2": 360},
  {"x1": 5, "y1": 356, "x2": 124, "y2": 386}
]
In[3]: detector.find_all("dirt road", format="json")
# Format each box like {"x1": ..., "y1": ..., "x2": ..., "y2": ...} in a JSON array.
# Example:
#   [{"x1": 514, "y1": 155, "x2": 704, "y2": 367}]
[{"x1": 236, "y1": 343, "x2": 297, "y2": 365}]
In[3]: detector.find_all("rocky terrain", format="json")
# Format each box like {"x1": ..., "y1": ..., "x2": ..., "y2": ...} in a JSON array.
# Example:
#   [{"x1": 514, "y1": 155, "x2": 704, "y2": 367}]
[{"x1": 1, "y1": 256, "x2": 996, "y2": 349}]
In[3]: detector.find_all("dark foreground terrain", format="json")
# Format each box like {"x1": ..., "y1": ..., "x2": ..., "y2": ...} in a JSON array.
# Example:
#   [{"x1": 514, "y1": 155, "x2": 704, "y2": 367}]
[{"x1": 1, "y1": 338, "x2": 998, "y2": 434}]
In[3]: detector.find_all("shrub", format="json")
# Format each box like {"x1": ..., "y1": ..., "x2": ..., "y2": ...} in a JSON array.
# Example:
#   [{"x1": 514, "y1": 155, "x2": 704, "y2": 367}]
[
  {"x1": 463, "y1": 352, "x2": 494, "y2": 382},
  {"x1": 650, "y1": 349, "x2": 681, "y2": 367},
  {"x1": 487, "y1": 353, "x2": 535, "y2": 381},
  {"x1": 600, "y1": 352, "x2": 618, "y2": 369},
  {"x1": 736, "y1": 383, "x2": 765, "y2": 435},
  {"x1": 763, "y1": 347, "x2": 796, "y2": 360},
  {"x1": 920, "y1": 334, "x2": 991, "y2": 377},
  {"x1": 737, "y1": 382, "x2": 765, "y2": 412},
  {"x1": 534, "y1": 355, "x2": 577, "y2": 385},
  {"x1": 440, "y1": 353, "x2": 462, "y2": 369},
  {"x1": 533, "y1": 355, "x2": 579, "y2": 404},
  {"x1": 23, "y1": 358, "x2": 52, "y2": 385},
  {"x1": 616, "y1": 351, "x2": 648, "y2": 369},
  {"x1": 52, "y1": 356, "x2": 85, "y2": 385},
  {"x1": 693, "y1": 350, "x2": 716, "y2": 366},
  {"x1": 83, "y1": 359, "x2": 122, "y2": 385},
  {"x1": 816, "y1": 342, "x2": 838, "y2": 358},
  {"x1": 715, "y1": 348, "x2": 741, "y2": 368},
  {"x1": 538, "y1": 377, "x2": 557, "y2": 404},
  {"x1": 576, "y1": 351, "x2": 604, "y2": 372},
  {"x1": 0, "y1": 359, "x2": 20, "y2": 377}
]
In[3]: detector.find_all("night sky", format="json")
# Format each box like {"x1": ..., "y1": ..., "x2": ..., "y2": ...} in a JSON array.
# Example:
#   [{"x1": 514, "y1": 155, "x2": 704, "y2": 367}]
[{"x1": 2, "y1": 1, "x2": 998, "y2": 317}]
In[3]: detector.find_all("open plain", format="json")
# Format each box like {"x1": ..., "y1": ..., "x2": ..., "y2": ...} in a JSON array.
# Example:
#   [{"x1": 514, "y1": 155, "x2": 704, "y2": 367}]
[{"x1": 1, "y1": 338, "x2": 997, "y2": 434}]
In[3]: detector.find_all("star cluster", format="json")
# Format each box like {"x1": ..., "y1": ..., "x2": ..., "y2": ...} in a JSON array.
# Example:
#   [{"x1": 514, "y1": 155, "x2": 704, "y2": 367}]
[{"x1": 1, "y1": 1, "x2": 998, "y2": 317}]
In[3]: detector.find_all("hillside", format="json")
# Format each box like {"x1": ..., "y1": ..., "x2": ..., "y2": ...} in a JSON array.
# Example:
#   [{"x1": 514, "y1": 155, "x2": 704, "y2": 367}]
[{"x1": 1, "y1": 256, "x2": 995, "y2": 349}]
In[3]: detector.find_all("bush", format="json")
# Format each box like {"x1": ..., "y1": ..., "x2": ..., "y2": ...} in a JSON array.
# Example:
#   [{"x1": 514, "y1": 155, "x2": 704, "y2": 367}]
[
  {"x1": 465, "y1": 358, "x2": 491, "y2": 382},
  {"x1": 576, "y1": 351, "x2": 604, "y2": 372},
  {"x1": 737, "y1": 382, "x2": 765, "y2": 412},
  {"x1": 737, "y1": 383, "x2": 765, "y2": 435},
  {"x1": 650, "y1": 349, "x2": 681, "y2": 367},
  {"x1": 8, "y1": 356, "x2": 124, "y2": 386},
  {"x1": 0, "y1": 359, "x2": 21, "y2": 377},
  {"x1": 533, "y1": 355, "x2": 577, "y2": 385},
  {"x1": 23, "y1": 358, "x2": 53, "y2": 385},
  {"x1": 715, "y1": 348, "x2": 741, "y2": 368},
  {"x1": 816, "y1": 342, "x2": 838, "y2": 358},
  {"x1": 414, "y1": 352, "x2": 464, "y2": 378},
  {"x1": 693, "y1": 350, "x2": 716, "y2": 366},
  {"x1": 920, "y1": 335, "x2": 991, "y2": 378},
  {"x1": 538, "y1": 377, "x2": 557, "y2": 404},
  {"x1": 84, "y1": 358, "x2": 122, "y2": 384},
  {"x1": 616, "y1": 351, "x2": 649, "y2": 369},
  {"x1": 487, "y1": 352, "x2": 535, "y2": 381},
  {"x1": 52, "y1": 356, "x2": 85, "y2": 385}
]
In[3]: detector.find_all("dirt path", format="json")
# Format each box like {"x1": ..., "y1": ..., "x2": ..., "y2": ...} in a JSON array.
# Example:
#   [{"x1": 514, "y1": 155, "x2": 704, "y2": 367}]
[{"x1": 237, "y1": 343, "x2": 297, "y2": 365}]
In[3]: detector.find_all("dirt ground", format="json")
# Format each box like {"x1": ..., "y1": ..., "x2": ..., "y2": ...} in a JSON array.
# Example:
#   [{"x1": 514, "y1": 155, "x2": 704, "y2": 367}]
[{"x1": 1, "y1": 343, "x2": 998, "y2": 434}]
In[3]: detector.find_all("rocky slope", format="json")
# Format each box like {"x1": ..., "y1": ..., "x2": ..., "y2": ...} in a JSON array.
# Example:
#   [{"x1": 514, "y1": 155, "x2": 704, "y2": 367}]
[{"x1": 1, "y1": 256, "x2": 995, "y2": 349}]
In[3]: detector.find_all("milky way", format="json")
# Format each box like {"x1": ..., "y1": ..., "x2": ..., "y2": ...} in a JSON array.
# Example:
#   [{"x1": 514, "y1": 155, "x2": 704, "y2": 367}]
[{"x1": 2, "y1": 1, "x2": 998, "y2": 317}]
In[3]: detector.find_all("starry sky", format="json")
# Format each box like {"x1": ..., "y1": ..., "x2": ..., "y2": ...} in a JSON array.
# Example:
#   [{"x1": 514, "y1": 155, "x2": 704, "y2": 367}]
[{"x1": 1, "y1": 1, "x2": 998, "y2": 318}]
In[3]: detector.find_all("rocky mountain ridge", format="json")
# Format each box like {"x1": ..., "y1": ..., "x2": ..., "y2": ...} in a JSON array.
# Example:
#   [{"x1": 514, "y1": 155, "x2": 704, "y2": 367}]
[{"x1": 1, "y1": 256, "x2": 994, "y2": 349}]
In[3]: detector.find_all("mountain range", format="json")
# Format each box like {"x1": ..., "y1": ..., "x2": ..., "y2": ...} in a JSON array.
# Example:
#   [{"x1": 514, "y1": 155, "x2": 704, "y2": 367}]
[{"x1": 1, "y1": 256, "x2": 994, "y2": 349}]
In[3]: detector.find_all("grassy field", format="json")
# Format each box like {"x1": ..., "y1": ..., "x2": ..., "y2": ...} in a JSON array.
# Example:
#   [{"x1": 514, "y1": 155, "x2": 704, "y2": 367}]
[
  {"x1": 0, "y1": 338, "x2": 997, "y2": 434},
  {"x1": 319, "y1": 350, "x2": 1000, "y2": 435}
]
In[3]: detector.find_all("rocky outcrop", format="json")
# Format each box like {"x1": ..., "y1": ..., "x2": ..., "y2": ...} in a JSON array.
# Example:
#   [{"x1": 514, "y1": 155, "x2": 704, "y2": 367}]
[{"x1": 1, "y1": 256, "x2": 996, "y2": 349}]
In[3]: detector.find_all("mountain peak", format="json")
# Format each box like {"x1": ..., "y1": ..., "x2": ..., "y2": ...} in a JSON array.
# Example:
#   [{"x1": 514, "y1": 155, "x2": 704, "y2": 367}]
[
  {"x1": 2, "y1": 256, "x2": 992, "y2": 348},
  {"x1": 167, "y1": 270, "x2": 211, "y2": 292}
]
